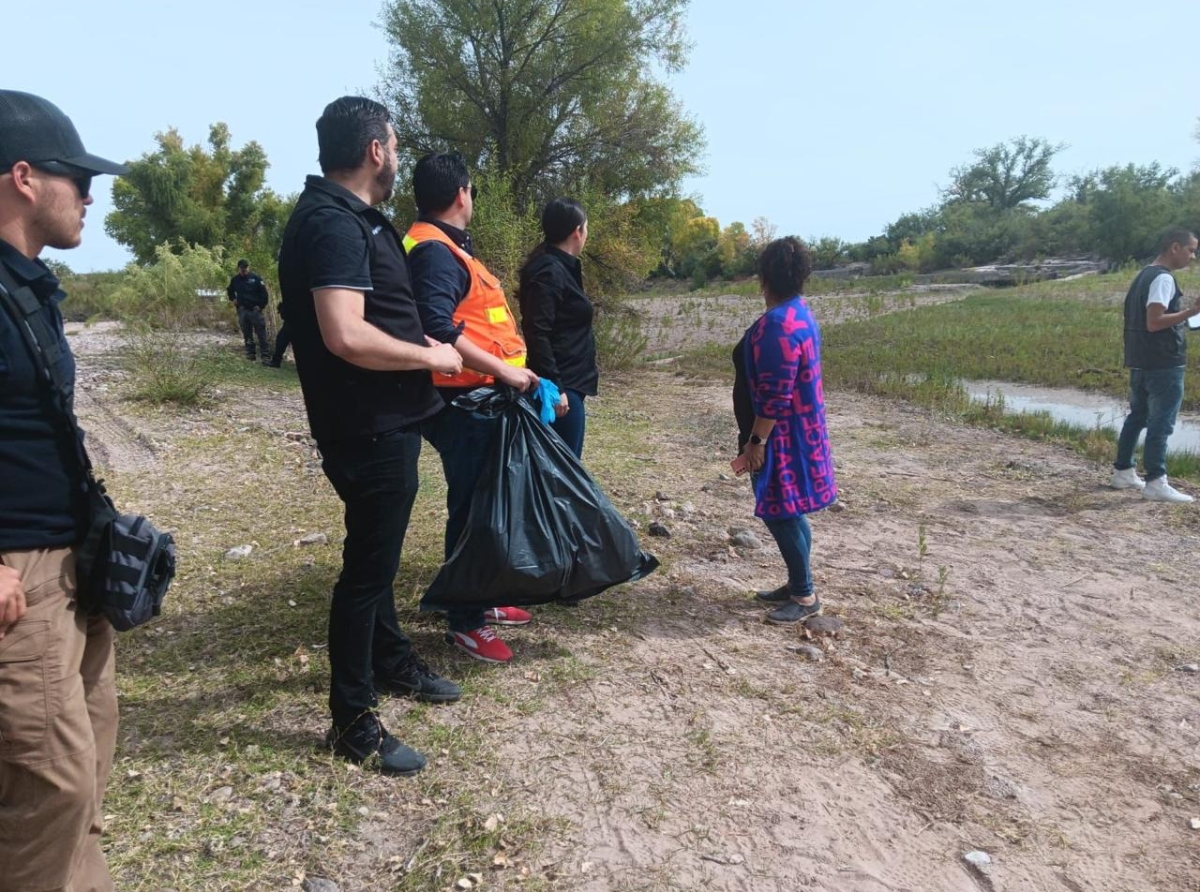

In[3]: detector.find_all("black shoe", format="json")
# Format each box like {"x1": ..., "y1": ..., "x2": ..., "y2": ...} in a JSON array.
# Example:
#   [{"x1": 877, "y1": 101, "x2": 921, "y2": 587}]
[
  {"x1": 755, "y1": 584, "x2": 791, "y2": 603},
  {"x1": 375, "y1": 656, "x2": 462, "y2": 703},
  {"x1": 326, "y1": 712, "x2": 426, "y2": 776},
  {"x1": 266, "y1": 360, "x2": 282, "y2": 368},
  {"x1": 766, "y1": 598, "x2": 822, "y2": 625}
]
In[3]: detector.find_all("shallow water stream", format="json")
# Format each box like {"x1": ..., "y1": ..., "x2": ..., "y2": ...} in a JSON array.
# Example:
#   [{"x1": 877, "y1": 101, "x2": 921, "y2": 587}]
[{"x1": 965, "y1": 379, "x2": 1200, "y2": 454}]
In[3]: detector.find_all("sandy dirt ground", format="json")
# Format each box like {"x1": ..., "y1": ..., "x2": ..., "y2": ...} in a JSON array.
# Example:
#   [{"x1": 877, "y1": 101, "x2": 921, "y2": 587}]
[{"x1": 65, "y1": 311, "x2": 1200, "y2": 892}]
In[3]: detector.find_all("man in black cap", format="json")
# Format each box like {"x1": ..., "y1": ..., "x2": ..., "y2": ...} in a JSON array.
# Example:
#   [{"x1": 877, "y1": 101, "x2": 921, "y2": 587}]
[
  {"x1": 227, "y1": 258, "x2": 271, "y2": 362},
  {"x1": 0, "y1": 90, "x2": 127, "y2": 892}
]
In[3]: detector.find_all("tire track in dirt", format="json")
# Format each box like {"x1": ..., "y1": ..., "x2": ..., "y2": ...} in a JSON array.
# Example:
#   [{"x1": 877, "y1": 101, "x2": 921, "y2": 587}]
[{"x1": 74, "y1": 387, "x2": 159, "y2": 472}]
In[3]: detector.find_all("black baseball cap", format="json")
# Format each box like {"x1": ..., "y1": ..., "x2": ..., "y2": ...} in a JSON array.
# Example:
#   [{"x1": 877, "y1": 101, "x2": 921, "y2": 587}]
[{"x1": 0, "y1": 90, "x2": 127, "y2": 176}]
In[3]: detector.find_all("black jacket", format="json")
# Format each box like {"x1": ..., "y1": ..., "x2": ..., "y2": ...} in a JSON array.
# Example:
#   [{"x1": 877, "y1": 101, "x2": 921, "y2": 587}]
[
  {"x1": 0, "y1": 239, "x2": 83, "y2": 550},
  {"x1": 227, "y1": 272, "x2": 269, "y2": 309},
  {"x1": 517, "y1": 246, "x2": 598, "y2": 395}
]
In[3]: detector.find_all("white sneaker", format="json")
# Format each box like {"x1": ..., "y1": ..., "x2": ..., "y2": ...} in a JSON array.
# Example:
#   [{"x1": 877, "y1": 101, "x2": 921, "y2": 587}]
[
  {"x1": 1142, "y1": 476, "x2": 1194, "y2": 503},
  {"x1": 1111, "y1": 467, "x2": 1146, "y2": 490}
]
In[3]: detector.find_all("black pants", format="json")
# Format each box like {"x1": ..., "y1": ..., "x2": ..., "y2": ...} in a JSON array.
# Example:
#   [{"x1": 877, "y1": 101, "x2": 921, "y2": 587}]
[
  {"x1": 319, "y1": 427, "x2": 420, "y2": 727},
  {"x1": 271, "y1": 323, "x2": 290, "y2": 366},
  {"x1": 237, "y1": 305, "x2": 269, "y2": 360}
]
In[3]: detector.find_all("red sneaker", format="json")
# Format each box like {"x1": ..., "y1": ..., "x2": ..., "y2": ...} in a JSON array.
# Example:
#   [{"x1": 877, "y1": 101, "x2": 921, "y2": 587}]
[
  {"x1": 484, "y1": 606, "x2": 533, "y2": 626},
  {"x1": 446, "y1": 627, "x2": 513, "y2": 663}
]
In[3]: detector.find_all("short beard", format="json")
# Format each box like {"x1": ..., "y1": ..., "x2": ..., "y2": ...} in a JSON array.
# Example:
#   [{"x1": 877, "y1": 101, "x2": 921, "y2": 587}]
[
  {"x1": 32, "y1": 189, "x2": 82, "y2": 251},
  {"x1": 377, "y1": 156, "x2": 397, "y2": 204}
]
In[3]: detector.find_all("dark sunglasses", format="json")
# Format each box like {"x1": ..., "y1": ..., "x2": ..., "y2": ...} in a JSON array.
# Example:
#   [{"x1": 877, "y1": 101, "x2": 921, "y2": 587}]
[
  {"x1": 31, "y1": 161, "x2": 92, "y2": 199},
  {"x1": 464, "y1": 183, "x2": 478, "y2": 200}
]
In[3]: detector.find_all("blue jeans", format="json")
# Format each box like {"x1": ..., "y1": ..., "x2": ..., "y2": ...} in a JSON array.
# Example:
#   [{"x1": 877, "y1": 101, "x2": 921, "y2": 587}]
[
  {"x1": 762, "y1": 515, "x2": 813, "y2": 599},
  {"x1": 550, "y1": 389, "x2": 586, "y2": 459},
  {"x1": 319, "y1": 427, "x2": 420, "y2": 726},
  {"x1": 421, "y1": 403, "x2": 498, "y2": 631},
  {"x1": 1115, "y1": 366, "x2": 1186, "y2": 482}
]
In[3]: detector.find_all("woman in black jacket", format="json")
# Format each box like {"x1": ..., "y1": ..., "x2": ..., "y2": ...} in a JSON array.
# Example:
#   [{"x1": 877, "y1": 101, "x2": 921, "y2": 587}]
[{"x1": 517, "y1": 198, "x2": 598, "y2": 457}]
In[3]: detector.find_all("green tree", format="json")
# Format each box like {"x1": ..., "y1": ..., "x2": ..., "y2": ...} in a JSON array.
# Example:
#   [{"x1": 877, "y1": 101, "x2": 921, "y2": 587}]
[
  {"x1": 105, "y1": 124, "x2": 292, "y2": 270},
  {"x1": 1084, "y1": 163, "x2": 1179, "y2": 262},
  {"x1": 671, "y1": 215, "x2": 719, "y2": 283},
  {"x1": 807, "y1": 236, "x2": 847, "y2": 271},
  {"x1": 717, "y1": 221, "x2": 755, "y2": 278},
  {"x1": 931, "y1": 201, "x2": 1026, "y2": 267},
  {"x1": 944, "y1": 136, "x2": 1064, "y2": 211},
  {"x1": 379, "y1": 0, "x2": 703, "y2": 205},
  {"x1": 632, "y1": 195, "x2": 704, "y2": 277},
  {"x1": 884, "y1": 208, "x2": 941, "y2": 250}
]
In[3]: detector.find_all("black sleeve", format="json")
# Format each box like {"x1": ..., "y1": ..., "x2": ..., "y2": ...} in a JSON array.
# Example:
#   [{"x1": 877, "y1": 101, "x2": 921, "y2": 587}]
[
  {"x1": 226, "y1": 276, "x2": 236, "y2": 301},
  {"x1": 256, "y1": 278, "x2": 270, "y2": 306},
  {"x1": 302, "y1": 208, "x2": 374, "y2": 293},
  {"x1": 409, "y1": 242, "x2": 470, "y2": 344},
  {"x1": 518, "y1": 262, "x2": 561, "y2": 380}
]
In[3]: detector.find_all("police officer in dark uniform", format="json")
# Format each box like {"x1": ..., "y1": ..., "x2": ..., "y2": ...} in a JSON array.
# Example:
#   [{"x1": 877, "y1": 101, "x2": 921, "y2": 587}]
[
  {"x1": 227, "y1": 259, "x2": 270, "y2": 362},
  {"x1": 0, "y1": 88, "x2": 127, "y2": 892}
]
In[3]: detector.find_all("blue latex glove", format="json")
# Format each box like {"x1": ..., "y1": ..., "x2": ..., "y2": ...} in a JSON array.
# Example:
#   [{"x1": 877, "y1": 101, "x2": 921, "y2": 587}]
[{"x1": 536, "y1": 378, "x2": 561, "y2": 425}]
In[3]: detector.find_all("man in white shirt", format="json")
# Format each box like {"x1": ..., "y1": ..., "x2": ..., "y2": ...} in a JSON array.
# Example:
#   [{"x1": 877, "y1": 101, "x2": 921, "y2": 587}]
[{"x1": 1112, "y1": 228, "x2": 1200, "y2": 501}]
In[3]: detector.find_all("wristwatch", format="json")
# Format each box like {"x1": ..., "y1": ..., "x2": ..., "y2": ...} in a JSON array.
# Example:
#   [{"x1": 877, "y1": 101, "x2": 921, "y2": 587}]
[{"x1": 748, "y1": 433, "x2": 766, "y2": 446}]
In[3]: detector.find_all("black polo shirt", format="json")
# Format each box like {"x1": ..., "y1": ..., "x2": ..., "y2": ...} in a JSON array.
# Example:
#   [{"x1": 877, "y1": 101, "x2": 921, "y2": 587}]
[
  {"x1": 0, "y1": 238, "x2": 83, "y2": 550},
  {"x1": 278, "y1": 176, "x2": 442, "y2": 443}
]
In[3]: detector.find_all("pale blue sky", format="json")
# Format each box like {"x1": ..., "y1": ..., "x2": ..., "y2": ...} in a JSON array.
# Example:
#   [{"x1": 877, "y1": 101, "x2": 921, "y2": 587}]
[{"x1": 8, "y1": 0, "x2": 1196, "y2": 272}]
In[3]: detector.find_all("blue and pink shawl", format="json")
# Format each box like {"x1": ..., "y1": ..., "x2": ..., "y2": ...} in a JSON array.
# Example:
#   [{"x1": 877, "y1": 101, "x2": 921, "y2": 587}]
[{"x1": 744, "y1": 295, "x2": 837, "y2": 519}]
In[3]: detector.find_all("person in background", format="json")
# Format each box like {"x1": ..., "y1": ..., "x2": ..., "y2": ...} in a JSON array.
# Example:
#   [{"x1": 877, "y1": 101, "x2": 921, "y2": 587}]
[
  {"x1": 277, "y1": 97, "x2": 464, "y2": 777},
  {"x1": 732, "y1": 236, "x2": 838, "y2": 624},
  {"x1": 227, "y1": 258, "x2": 271, "y2": 363},
  {"x1": 266, "y1": 308, "x2": 290, "y2": 367},
  {"x1": 517, "y1": 197, "x2": 597, "y2": 458},
  {"x1": 0, "y1": 88, "x2": 128, "y2": 892},
  {"x1": 405, "y1": 152, "x2": 538, "y2": 665},
  {"x1": 1111, "y1": 227, "x2": 1200, "y2": 502}
]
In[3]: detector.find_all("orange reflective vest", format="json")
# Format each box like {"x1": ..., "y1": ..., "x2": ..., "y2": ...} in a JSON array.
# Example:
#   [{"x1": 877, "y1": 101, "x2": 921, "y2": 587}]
[{"x1": 403, "y1": 221, "x2": 527, "y2": 389}]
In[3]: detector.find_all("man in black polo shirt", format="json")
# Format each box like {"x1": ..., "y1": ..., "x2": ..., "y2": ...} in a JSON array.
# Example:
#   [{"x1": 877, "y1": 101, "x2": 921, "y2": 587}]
[
  {"x1": 0, "y1": 89, "x2": 127, "y2": 892},
  {"x1": 278, "y1": 96, "x2": 464, "y2": 776}
]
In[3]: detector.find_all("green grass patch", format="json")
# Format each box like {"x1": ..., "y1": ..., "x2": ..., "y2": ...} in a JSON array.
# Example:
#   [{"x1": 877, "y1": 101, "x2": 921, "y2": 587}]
[
  {"x1": 824, "y1": 291, "x2": 1133, "y2": 401},
  {"x1": 123, "y1": 333, "x2": 300, "y2": 405},
  {"x1": 821, "y1": 277, "x2": 1200, "y2": 480}
]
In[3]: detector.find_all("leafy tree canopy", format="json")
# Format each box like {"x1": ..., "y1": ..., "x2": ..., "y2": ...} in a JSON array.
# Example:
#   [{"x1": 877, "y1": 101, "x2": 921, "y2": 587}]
[
  {"x1": 943, "y1": 136, "x2": 1064, "y2": 211},
  {"x1": 105, "y1": 124, "x2": 293, "y2": 270},
  {"x1": 379, "y1": 0, "x2": 704, "y2": 206}
]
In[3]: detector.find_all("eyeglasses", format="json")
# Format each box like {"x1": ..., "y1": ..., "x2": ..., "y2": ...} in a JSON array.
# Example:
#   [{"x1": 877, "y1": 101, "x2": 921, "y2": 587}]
[
  {"x1": 31, "y1": 161, "x2": 92, "y2": 199},
  {"x1": 464, "y1": 183, "x2": 478, "y2": 200}
]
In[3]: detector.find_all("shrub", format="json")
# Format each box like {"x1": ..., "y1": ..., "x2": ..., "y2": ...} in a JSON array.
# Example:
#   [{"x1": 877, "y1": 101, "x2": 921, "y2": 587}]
[
  {"x1": 594, "y1": 303, "x2": 648, "y2": 372},
  {"x1": 110, "y1": 242, "x2": 235, "y2": 329},
  {"x1": 123, "y1": 328, "x2": 217, "y2": 405},
  {"x1": 58, "y1": 270, "x2": 127, "y2": 322}
]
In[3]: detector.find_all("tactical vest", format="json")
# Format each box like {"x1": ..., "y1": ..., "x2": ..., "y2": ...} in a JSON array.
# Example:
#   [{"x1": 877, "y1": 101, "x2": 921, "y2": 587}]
[
  {"x1": 1124, "y1": 264, "x2": 1186, "y2": 369},
  {"x1": 403, "y1": 222, "x2": 527, "y2": 388}
]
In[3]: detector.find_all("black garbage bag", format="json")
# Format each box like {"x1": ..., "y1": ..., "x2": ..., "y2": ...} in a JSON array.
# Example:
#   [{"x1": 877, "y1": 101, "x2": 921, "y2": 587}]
[{"x1": 423, "y1": 386, "x2": 659, "y2": 609}]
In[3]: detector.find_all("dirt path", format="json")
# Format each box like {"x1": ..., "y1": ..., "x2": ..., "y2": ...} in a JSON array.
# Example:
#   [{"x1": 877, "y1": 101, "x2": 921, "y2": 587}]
[
  {"x1": 475, "y1": 381, "x2": 1200, "y2": 892},
  {"x1": 68, "y1": 320, "x2": 1200, "y2": 892}
]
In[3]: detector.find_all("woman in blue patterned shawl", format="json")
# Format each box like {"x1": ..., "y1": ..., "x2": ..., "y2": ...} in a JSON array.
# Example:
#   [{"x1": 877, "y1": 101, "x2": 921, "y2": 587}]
[{"x1": 732, "y1": 236, "x2": 837, "y2": 624}]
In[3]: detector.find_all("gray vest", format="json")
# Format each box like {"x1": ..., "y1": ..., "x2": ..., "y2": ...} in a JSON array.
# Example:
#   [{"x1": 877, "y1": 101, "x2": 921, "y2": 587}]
[{"x1": 1123, "y1": 265, "x2": 1185, "y2": 369}]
